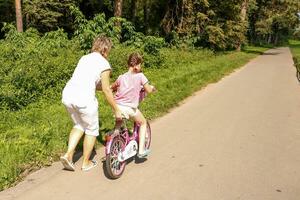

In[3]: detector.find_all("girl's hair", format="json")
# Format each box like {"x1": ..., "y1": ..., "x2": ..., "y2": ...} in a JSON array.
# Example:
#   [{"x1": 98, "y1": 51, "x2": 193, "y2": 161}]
[
  {"x1": 128, "y1": 52, "x2": 143, "y2": 67},
  {"x1": 91, "y1": 36, "x2": 112, "y2": 56}
]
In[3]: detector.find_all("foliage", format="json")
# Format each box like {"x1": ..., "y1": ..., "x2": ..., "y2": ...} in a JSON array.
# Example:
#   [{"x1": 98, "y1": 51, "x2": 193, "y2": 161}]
[
  {"x1": 1, "y1": 0, "x2": 299, "y2": 49},
  {"x1": 0, "y1": 22, "x2": 167, "y2": 111},
  {"x1": 0, "y1": 0, "x2": 14, "y2": 37},
  {"x1": 70, "y1": 7, "x2": 166, "y2": 67},
  {"x1": 143, "y1": 36, "x2": 165, "y2": 67},
  {"x1": 22, "y1": 0, "x2": 77, "y2": 32},
  {"x1": 0, "y1": 24, "x2": 82, "y2": 110},
  {"x1": 204, "y1": 25, "x2": 226, "y2": 50},
  {"x1": 249, "y1": 0, "x2": 300, "y2": 45},
  {"x1": 71, "y1": 5, "x2": 121, "y2": 49},
  {"x1": 293, "y1": 28, "x2": 300, "y2": 40}
]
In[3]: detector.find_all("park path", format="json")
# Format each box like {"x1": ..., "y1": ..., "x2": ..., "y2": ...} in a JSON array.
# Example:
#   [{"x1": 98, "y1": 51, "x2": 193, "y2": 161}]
[{"x1": 1, "y1": 47, "x2": 300, "y2": 200}]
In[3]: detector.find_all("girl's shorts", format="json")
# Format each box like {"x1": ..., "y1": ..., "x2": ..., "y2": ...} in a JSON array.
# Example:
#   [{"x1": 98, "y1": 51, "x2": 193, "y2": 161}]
[
  {"x1": 117, "y1": 104, "x2": 140, "y2": 119},
  {"x1": 63, "y1": 101, "x2": 99, "y2": 136}
]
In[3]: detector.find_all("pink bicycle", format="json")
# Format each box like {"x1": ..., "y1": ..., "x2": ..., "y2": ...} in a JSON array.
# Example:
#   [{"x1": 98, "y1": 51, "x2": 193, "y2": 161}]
[{"x1": 104, "y1": 90, "x2": 152, "y2": 179}]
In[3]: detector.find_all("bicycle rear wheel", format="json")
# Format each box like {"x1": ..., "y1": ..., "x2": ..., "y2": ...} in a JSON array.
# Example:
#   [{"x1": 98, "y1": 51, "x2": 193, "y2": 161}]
[{"x1": 105, "y1": 136, "x2": 126, "y2": 179}]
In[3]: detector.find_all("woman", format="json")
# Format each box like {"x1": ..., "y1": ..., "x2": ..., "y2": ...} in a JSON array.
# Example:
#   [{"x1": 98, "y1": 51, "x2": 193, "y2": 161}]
[{"x1": 60, "y1": 36, "x2": 122, "y2": 171}]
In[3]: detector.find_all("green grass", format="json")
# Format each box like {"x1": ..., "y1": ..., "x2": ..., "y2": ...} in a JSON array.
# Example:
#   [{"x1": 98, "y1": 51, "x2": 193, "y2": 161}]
[
  {"x1": 0, "y1": 45, "x2": 268, "y2": 191},
  {"x1": 289, "y1": 40, "x2": 300, "y2": 70}
]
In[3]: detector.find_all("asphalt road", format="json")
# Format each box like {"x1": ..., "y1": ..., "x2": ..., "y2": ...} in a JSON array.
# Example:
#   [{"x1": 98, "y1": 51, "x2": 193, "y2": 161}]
[{"x1": 1, "y1": 47, "x2": 300, "y2": 200}]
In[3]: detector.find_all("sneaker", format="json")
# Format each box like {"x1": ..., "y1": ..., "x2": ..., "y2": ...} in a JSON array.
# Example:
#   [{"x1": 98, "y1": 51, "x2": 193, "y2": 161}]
[
  {"x1": 81, "y1": 160, "x2": 98, "y2": 172},
  {"x1": 137, "y1": 149, "x2": 151, "y2": 158},
  {"x1": 60, "y1": 156, "x2": 75, "y2": 171}
]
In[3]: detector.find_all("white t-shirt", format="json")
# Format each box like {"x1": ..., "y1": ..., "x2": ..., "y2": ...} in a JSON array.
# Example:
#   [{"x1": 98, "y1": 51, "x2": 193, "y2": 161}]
[{"x1": 62, "y1": 52, "x2": 111, "y2": 106}]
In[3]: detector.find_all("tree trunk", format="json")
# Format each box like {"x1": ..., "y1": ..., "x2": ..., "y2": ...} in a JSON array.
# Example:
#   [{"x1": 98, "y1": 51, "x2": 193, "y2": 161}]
[
  {"x1": 237, "y1": 0, "x2": 248, "y2": 51},
  {"x1": 143, "y1": 0, "x2": 150, "y2": 34},
  {"x1": 114, "y1": 0, "x2": 123, "y2": 28},
  {"x1": 161, "y1": 0, "x2": 177, "y2": 34},
  {"x1": 130, "y1": 0, "x2": 138, "y2": 23},
  {"x1": 161, "y1": 2, "x2": 173, "y2": 34},
  {"x1": 15, "y1": 0, "x2": 23, "y2": 32},
  {"x1": 178, "y1": 0, "x2": 185, "y2": 32},
  {"x1": 114, "y1": 0, "x2": 123, "y2": 17},
  {"x1": 268, "y1": 34, "x2": 272, "y2": 44}
]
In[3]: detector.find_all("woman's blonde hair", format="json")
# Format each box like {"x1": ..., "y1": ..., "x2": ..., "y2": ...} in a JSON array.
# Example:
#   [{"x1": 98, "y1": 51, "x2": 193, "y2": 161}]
[{"x1": 91, "y1": 36, "x2": 112, "y2": 56}]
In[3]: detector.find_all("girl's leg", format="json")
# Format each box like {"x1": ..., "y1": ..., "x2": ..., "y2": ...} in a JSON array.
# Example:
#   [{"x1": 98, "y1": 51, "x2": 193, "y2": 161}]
[
  {"x1": 63, "y1": 127, "x2": 84, "y2": 162},
  {"x1": 82, "y1": 134, "x2": 97, "y2": 168},
  {"x1": 133, "y1": 111, "x2": 148, "y2": 155}
]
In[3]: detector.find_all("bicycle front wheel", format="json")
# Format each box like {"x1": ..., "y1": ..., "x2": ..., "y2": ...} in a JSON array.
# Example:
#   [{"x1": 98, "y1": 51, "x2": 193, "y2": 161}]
[
  {"x1": 297, "y1": 70, "x2": 300, "y2": 82},
  {"x1": 144, "y1": 121, "x2": 152, "y2": 150},
  {"x1": 105, "y1": 136, "x2": 126, "y2": 179}
]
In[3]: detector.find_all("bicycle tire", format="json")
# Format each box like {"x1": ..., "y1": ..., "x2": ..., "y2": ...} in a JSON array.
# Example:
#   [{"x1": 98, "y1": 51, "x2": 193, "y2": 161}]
[
  {"x1": 144, "y1": 121, "x2": 152, "y2": 150},
  {"x1": 297, "y1": 70, "x2": 300, "y2": 82},
  {"x1": 105, "y1": 136, "x2": 126, "y2": 179}
]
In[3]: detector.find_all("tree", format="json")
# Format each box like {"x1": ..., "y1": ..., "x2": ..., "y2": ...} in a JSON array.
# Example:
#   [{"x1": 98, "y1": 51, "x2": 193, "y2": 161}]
[
  {"x1": 22, "y1": 0, "x2": 76, "y2": 32},
  {"x1": 237, "y1": 0, "x2": 249, "y2": 51},
  {"x1": 15, "y1": 0, "x2": 23, "y2": 32}
]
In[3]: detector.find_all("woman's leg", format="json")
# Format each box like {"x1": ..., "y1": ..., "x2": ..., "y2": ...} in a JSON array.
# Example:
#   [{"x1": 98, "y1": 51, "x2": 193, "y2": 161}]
[
  {"x1": 82, "y1": 134, "x2": 97, "y2": 168},
  {"x1": 63, "y1": 127, "x2": 84, "y2": 162},
  {"x1": 79, "y1": 100, "x2": 99, "y2": 169},
  {"x1": 133, "y1": 111, "x2": 147, "y2": 155}
]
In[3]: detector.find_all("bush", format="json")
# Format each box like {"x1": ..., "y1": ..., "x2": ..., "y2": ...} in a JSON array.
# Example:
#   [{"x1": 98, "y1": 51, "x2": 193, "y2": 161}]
[
  {"x1": 0, "y1": 25, "x2": 83, "y2": 111},
  {"x1": 0, "y1": 17, "x2": 168, "y2": 111},
  {"x1": 108, "y1": 44, "x2": 141, "y2": 77},
  {"x1": 70, "y1": 6, "x2": 166, "y2": 68},
  {"x1": 143, "y1": 36, "x2": 165, "y2": 68},
  {"x1": 293, "y1": 29, "x2": 300, "y2": 40}
]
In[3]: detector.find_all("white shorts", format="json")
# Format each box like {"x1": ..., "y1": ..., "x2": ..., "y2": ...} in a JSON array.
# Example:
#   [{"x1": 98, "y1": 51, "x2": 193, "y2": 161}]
[
  {"x1": 117, "y1": 104, "x2": 139, "y2": 119},
  {"x1": 63, "y1": 101, "x2": 99, "y2": 136}
]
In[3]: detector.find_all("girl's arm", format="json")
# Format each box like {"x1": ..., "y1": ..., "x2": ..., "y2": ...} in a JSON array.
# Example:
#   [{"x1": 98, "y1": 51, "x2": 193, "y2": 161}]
[{"x1": 143, "y1": 83, "x2": 156, "y2": 93}]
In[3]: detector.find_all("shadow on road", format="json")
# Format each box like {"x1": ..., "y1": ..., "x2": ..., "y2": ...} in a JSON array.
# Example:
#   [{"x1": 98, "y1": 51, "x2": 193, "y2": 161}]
[
  {"x1": 72, "y1": 148, "x2": 97, "y2": 163},
  {"x1": 242, "y1": 49, "x2": 265, "y2": 55},
  {"x1": 262, "y1": 52, "x2": 281, "y2": 56},
  {"x1": 101, "y1": 156, "x2": 147, "y2": 180}
]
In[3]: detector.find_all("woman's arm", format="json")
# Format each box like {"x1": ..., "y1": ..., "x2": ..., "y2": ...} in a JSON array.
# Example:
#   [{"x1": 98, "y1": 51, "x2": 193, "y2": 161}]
[
  {"x1": 101, "y1": 70, "x2": 122, "y2": 119},
  {"x1": 110, "y1": 81, "x2": 119, "y2": 92},
  {"x1": 96, "y1": 81, "x2": 102, "y2": 91}
]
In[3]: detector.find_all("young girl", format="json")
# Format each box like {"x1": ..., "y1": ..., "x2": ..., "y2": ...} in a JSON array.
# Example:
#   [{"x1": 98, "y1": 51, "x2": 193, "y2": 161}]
[{"x1": 111, "y1": 52, "x2": 156, "y2": 158}]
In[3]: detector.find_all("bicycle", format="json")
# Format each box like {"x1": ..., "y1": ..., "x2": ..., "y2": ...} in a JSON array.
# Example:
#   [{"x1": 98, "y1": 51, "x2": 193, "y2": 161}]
[
  {"x1": 293, "y1": 57, "x2": 300, "y2": 82},
  {"x1": 104, "y1": 90, "x2": 152, "y2": 179}
]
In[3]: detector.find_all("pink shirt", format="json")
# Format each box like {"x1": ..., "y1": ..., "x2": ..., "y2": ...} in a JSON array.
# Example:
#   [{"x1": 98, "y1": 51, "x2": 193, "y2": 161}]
[{"x1": 114, "y1": 72, "x2": 148, "y2": 108}]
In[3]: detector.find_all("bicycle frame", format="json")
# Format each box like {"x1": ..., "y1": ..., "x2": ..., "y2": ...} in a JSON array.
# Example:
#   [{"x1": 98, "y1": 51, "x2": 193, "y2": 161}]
[
  {"x1": 105, "y1": 121, "x2": 140, "y2": 155},
  {"x1": 105, "y1": 89, "x2": 147, "y2": 155}
]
